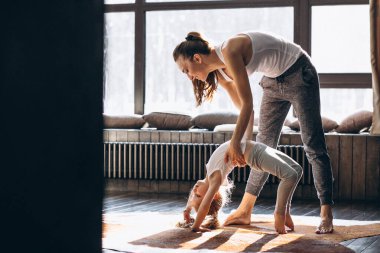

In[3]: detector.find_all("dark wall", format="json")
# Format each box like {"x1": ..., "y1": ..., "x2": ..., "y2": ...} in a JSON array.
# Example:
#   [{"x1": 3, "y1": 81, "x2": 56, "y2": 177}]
[{"x1": 1, "y1": 1, "x2": 104, "y2": 252}]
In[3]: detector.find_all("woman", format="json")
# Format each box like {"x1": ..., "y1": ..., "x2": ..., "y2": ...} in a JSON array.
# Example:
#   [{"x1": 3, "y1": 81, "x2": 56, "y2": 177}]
[{"x1": 173, "y1": 31, "x2": 334, "y2": 234}]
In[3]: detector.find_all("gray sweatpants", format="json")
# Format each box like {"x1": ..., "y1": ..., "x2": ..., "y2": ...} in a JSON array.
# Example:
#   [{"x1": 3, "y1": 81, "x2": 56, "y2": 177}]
[
  {"x1": 246, "y1": 142, "x2": 302, "y2": 214},
  {"x1": 246, "y1": 54, "x2": 334, "y2": 205}
]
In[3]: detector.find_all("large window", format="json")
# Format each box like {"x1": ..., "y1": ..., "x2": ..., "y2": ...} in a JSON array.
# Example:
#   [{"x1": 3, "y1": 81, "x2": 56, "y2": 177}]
[
  {"x1": 103, "y1": 12, "x2": 135, "y2": 115},
  {"x1": 312, "y1": 5, "x2": 370, "y2": 73},
  {"x1": 104, "y1": 0, "x2": 372, "y2": 122},
  {"x1": 320, "y1": 89, "x2": 372, "y2": 122},
  {"x1": 145, "y1": 7, "x2": 293, "y2": 115}
]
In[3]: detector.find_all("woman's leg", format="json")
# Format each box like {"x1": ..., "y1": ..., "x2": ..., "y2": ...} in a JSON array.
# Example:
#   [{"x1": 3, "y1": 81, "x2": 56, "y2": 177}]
[
  {"x1": 246, "y1": 78, "x2": 292, "y2": 196},
  {"x1": 289, "y1": 61, "x2": 334, "y2": 233},
  {"x1": 290, "y1": 64, "x2": 333, "y2": 206},
  {"x1": 225, "y1": 78, "x2": 291, "y2": 226}
]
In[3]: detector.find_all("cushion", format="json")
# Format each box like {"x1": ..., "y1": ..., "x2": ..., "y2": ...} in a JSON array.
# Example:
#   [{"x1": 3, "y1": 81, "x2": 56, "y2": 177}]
[
  {"x1": 322, "y1": 117, "x2": 339, "y2": 132},
  {"x1": 103, "y1": 114, "x2": 145, "y2": 129},
  {"x1": 213, "y1": 124, "x2": 259, "y2": 133},
  {"x1": 283, "y1": 118, "x2": 292, "y2": 128},
  {"x1": 287, "y1": 116, "x2": 339, "y2": 133},
  {"x1": 335, "y1": 110, "x2": 373, "y2": 133},
  {"x1": 288, "y1": 120, "x2": 300, "y2": 131},
  {"x1": 143, "y1": 112, "x2": 192, "y2": 130},
  {"x1": 191, "y1": 112, "x2": 238, "y2": 130}
]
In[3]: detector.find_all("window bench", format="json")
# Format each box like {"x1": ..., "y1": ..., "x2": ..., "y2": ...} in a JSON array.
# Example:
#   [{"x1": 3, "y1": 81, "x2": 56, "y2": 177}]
[{"x1": 103, "y1": 129, "x2": 380, "y2": 202}]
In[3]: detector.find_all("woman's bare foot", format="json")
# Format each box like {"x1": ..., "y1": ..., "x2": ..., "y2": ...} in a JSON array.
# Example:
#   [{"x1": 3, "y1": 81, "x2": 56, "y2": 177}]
[
  {"x1": 316, "y1": 204, "x2": 334, "y2": 234},
  {"x1": 285, "y1": 213, "x2": 294, "y2": 231},
  {"x1": 316, "y1": 219, "x2": 334, "y2": 234},
  {"x1": 224, "y1": 209, "x2": 251, "y2": 226},
  {"x1": 224, "y1": 193, "x2": 256, "y2": 226},
  {"x1": 274, "y1": 213, "x2": 287, "y2": 234}
]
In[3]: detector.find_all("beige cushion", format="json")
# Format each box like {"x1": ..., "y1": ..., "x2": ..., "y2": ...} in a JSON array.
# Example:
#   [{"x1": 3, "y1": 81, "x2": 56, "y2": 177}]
[
  {"x1": 191, "y1": 112, "x2": 238, "y2": 130},
  {"x1": 143, "y1": 112, "x2": 192, "y2": 130},
  {"x1": 213, "y1": 124, "x2": 293, "y2": 134},
  {"x1": 287, "y1": 116, "x2": 338, "y2": 133},
  {"x1": 213, "y1": 124, "x2": 258, "y2": 133},
  {"x1": 103, "y1": 114, "x2": 145, "y2": 129},
  {"x1": 336, "y1": 110, "x2": 373, "y2": 133}
]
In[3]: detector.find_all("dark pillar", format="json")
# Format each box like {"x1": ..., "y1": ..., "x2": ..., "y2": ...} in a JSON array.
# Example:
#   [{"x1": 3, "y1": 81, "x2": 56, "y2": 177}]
[{"x1": 0, "y1": 1, "x2": 104, "y2": 252}]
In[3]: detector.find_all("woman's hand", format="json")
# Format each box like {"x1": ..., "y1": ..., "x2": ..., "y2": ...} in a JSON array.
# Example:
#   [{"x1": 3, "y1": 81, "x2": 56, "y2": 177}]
[
  {"x1": 191, "y1": 226, "x2": 211, "y2": 233},
  {"x1": 224, "y1": 140, "x2": 246, "y2": 167}
]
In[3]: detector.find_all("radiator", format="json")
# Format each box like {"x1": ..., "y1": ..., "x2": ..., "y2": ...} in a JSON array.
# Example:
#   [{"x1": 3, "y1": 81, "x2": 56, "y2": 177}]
[{"x1": 104, "y1": 142, "x2": 313, "y2": 185}]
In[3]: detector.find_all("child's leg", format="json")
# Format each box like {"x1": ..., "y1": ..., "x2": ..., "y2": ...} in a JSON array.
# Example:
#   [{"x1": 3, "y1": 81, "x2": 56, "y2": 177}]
[
  {"x1": 247, "y1": 144, "x2": 303, "y2": 214},
  {"x1": 246, "y1": 143, "x2": 303, "y2": 232}
]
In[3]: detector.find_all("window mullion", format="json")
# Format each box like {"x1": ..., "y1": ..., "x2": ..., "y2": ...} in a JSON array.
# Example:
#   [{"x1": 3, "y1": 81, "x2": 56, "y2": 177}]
[
  {"x1": 294, "y1": 0, "x2": 311, "y2": 55},
  {"x1": 319, "y1": 73, "x2": 372, "y2": 88},
  {"x1": 135, "y1": 0, "x2": 146, "y2": 114}
]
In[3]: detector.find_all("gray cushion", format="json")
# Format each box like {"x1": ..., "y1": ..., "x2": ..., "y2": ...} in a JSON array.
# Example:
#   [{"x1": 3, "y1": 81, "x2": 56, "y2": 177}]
[
  {"x1": 143, "y1": 112, "x2": 192, "y2": 130},
  {"x1": 335, "y1": 110, "x2": 372, "y2": 133},
  {"x1": 287, "y1": 116, "x2": 338, "y2": 133},
  {"x1": 103, "y1": 114, "x2": 145, "y2": 129},
  {"x1": 191, "y1": 112, "x2": 238, "y2": 130}
]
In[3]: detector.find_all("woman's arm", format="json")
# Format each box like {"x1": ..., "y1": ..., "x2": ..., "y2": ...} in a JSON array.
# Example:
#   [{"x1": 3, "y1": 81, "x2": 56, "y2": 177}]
[
  {"x1": 222, "y1": 38, "x2": 254, "y2": 166},
  {"x1": 191, "y1": 172, "x2": 222, "y2": 232},
  {"x1": 243, "y1": 110, "x2": 254, "y2": 141},
  {"x1": 218, "y1": 79, "x2": 242, "y2": 110},
  {"x1": 218, "y1": 78, "x2": 254, "y2": 142}
]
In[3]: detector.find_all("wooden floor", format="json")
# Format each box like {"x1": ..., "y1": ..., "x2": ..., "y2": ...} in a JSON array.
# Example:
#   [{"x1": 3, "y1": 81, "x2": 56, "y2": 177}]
[{"x1": 102, "y1": 192, "x2": 380, "y2": 253}]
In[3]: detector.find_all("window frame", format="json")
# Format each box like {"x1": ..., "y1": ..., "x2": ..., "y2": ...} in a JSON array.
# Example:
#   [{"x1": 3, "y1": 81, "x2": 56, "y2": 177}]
[{"x1": 105, "y1": 0, "x2": 371, "y2": 114}]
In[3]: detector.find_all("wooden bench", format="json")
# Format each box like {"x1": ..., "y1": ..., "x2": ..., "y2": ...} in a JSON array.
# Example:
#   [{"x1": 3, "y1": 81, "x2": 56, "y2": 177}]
[{"x1": 103, "y1": 129, "x2": 380, "y2": 202}]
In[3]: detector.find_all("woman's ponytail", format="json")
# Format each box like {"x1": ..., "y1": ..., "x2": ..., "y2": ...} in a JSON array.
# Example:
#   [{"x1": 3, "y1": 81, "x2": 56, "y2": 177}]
[{"x1": 173, "y1": 32, "x2": 218, "y2": 106}]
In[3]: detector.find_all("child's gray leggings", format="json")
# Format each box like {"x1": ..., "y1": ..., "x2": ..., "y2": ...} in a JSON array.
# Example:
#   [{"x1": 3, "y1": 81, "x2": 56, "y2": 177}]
[{"x1": 246, "y1": 142, "x2": 303, "y2": 214}]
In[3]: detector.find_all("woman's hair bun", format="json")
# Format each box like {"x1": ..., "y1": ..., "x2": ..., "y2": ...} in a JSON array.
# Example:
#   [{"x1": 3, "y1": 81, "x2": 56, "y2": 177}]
[{"x1": 185, "y1": 32, "x2": 202, "y2": 41}]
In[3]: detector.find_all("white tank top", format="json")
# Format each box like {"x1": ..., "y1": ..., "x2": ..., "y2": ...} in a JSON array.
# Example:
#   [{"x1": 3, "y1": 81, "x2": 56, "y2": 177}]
[
  {"x1": 206, "y1": 141, "x2": 246, "y2": 186},
  {"x1": 215, "y1": 31, "x2": 304, "y2": 79}
]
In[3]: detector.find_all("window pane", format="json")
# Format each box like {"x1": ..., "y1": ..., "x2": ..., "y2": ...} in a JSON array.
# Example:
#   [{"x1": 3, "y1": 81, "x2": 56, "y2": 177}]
[
  {"x1": 105, "y1": 0, "x2": 135, "y2": 4},
  {"x1": 104, "y1": 12, "x2": 135, "y2": 115},
  {"x1": 320, "y1": 89, "x2": 372, "y2": 123},
  {"x1": 147, "y1": 0, "x2": 218, "y2": 2},
  {"x1": 145, "y1": 8, "x2": 293, "y2": 115},
  {"x1": 311, "y1": 5, "x2": 370, "y2": 73}
]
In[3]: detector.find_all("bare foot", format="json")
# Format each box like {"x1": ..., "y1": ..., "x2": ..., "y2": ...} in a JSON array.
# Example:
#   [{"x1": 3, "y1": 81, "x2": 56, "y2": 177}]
[
  {"x1": 224, "y1": 193, "x2": 257, "y2": 226},
  {"x1": 316, "y1": 219, "x2": 334, "y2": 234},
  {"x1": 274, "y1": 213, "x2": 287, "y2": 234},
  {"x1": 224, "y1": 209, "x2": 251, "y2": 226},
  {"x1": 285, "y1": 213, "x2": 294, "y2": 231},
  {"x1": 316, "y1": 204, "x2": 334, "y2": 234}
]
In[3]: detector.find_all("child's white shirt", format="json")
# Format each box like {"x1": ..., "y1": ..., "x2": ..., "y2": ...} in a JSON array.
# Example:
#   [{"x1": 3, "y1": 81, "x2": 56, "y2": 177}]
[{"x1": 206, "y1": 141, "x2": 246, "y2": 186}]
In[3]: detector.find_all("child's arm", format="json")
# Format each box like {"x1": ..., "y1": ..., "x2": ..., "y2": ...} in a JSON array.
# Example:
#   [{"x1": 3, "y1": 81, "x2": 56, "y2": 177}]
[
  {"x1": 183, "y1": 202, "x2": 192, "y2": 223},
  {"x1": 191, "y1": 172, "x2": 222, "y2": 232}
]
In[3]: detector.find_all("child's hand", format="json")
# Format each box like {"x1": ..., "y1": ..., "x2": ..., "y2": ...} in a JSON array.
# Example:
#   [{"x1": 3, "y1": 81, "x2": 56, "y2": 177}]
[
  {"x1": 183, "y1": 209, "x2": 191, "y2": 223},
  {"x1": 191, "y1": 226, "x2": 211, "y2": 233},
  {"x1": 176, "y1": 213, "x2": 194, "y2": 229}
]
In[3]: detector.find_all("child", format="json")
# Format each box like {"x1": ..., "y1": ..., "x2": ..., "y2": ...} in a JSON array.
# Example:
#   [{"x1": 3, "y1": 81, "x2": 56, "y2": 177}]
[{"x1": 181, "y1": 114, "x2": 303, "y2": 234}]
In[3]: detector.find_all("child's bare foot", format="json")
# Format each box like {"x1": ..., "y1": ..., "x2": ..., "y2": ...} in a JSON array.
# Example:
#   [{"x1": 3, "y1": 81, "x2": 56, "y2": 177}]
[
  {"x1": 285, "y1": 213, "x2": 294, "y2": 231},
  {"x1": 274, "y1": 213, "x2": 287, "y2": 234}
]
